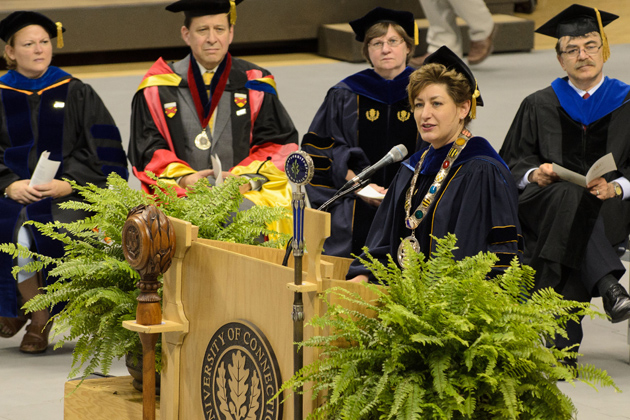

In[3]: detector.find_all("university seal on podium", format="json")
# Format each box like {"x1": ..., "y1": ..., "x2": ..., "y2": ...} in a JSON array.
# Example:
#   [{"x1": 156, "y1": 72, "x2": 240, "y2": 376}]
[
  {"x1": 201, "y1": 320, "x2": 283, "y2": 420},
  {"x1": 284, "y1": 150, "x2": 314, "y2": 186}
]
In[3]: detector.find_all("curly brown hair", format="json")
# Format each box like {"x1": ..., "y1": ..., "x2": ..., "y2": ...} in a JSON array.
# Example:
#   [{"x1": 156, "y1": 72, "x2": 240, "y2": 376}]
[{"x1": 407, "y1": 63, "x2": 473, "y2": 125}]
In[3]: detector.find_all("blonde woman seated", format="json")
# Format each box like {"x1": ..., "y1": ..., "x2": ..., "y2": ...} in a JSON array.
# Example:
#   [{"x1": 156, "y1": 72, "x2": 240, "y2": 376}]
[
  {"x1": 347, "y1": 46, "x2": 522, "y2": 283},
  {"x1": 0, "y1": 11, "x2": 128, "y2": 353}
]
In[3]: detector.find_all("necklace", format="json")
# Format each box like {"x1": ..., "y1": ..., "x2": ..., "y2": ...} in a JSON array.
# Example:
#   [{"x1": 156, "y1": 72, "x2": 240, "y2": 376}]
[{"x1": 397, "y1": 129, "x2": 472, "y2": 265}]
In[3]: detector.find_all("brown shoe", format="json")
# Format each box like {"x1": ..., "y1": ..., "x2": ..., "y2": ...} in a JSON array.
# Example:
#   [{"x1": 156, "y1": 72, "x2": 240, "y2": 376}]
[
  {"x1": 467, "y1": 26, "x2": 496, "y2": 65},
  {"x1": 19, "y1": 321, "x2": 52, "y2": 354},
  {"x1": 0, "y1": 313, "x2": 28, "y2": 338}
]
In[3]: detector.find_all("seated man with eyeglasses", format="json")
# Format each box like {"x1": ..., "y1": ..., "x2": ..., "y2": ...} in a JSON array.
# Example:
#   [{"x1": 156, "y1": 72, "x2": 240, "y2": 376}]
[
  {"x1": 300, "y1": 7, "x2": 423, "y2": 258},
  {"x1": 499, "y1": 5, "x2": 630, "y2": 357}
]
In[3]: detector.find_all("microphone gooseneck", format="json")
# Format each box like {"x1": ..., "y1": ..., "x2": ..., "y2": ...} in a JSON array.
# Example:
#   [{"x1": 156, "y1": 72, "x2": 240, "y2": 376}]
[{"x1": 340, "y1": 144, "x2": 408, "y2": 192}]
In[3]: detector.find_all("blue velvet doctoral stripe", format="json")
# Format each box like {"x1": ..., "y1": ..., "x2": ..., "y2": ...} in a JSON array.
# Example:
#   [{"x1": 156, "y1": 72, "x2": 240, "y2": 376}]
[
  {"x1": 494, "y1": 252, "x2": 517, "y2": 267},
  {"x1": 101, "y1": 165, "x2": 129, "y2": 180},
  {"x1": 0, "y1": 198, "x2": 24, "y2": 317},
  {"x1": 26, "y1": 199, "x2": 63, "y2": 259},
  {"x1": 336, "y1": 67, "x2": 414, "y2": 105},
  {"x1": 551, "y1": 76, "x2": 630, "y2": 126},
  {"x1": 404, "y1": 136, "x2": 508, "y2": 174},
  {"x1": 91, "y1": 123, "x2": 121, "y2": 142},
  {"x1": 0, "y1": 70, "x2": 72, "y2": 317},
  {"x1": 0, "y1": 67, "x2": 71, "y2": 90},
  {"x1": 26, "y1": 199, "x2": 64, "y2": 293},
  {"x1": 37, "y1": 84, "x2": 68, "y2": 177},
  {"x1": 2, "y1": 89, "x2": 34, "y2": 179},
  {"x1": 97, "y1": 147, "x2": 129, "y2": 179},
  {"x1": 97, "y1": 146, "x2": 127, "y2": 166},
  {"x1": 91, "y1": 124, "x2": 127, "y2": 177},
  {"x1": 488, "y1": 225, "x2": 519, "y2": 245}
]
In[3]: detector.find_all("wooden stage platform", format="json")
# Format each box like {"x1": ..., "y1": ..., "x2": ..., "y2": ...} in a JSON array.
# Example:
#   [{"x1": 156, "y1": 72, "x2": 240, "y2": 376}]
[{"x1": 64, "y1": 376, "x2": 160, "y2": 420}]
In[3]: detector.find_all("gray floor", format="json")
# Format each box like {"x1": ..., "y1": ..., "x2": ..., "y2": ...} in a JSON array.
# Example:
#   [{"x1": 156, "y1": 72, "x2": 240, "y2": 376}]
[{"x1": 2, "y1": 46, "x2": 630, "y2": 419}]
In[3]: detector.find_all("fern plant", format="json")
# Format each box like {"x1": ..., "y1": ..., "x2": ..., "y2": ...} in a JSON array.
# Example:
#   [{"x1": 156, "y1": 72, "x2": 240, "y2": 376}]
[
  {"x1": 277, "y1": 235, "x2": 618, "y2": 419},
  {"x1": 0, "y1": 173, "x2": 290, "y2": 379}
]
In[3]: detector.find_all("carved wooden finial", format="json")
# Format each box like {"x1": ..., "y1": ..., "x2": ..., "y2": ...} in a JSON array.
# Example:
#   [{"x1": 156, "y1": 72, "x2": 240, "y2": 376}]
[
  {"x1": 122, "y1": 204, "x2": 176, "y2": 324},
  {"x1": 122, "y1": 205, "x2": 176, "y2": 420},
  {"x1": 123, "y1": 205, "x2": 176, "y2": 280}
]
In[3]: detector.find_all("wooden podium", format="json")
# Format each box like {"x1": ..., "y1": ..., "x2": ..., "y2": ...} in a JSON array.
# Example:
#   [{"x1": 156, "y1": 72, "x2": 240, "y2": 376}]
[{"x1": 65, "y1": 208, "x2": 377, "y2": 420}]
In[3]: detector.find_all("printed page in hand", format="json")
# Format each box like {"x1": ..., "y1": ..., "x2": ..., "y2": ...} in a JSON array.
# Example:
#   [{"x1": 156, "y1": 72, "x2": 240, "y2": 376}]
[
  {"x1": 552, "y1": 153, "x2": 617, "y2": 187},
  {"x1": 211, "y1": 154, "x2": 223, "y2": 185},
  {"x1": 29, "y1": 151, "x2": 61, "y2": 187},
  {"x1": 357, "y1": 184, "x2": 385, "y2": 200}
]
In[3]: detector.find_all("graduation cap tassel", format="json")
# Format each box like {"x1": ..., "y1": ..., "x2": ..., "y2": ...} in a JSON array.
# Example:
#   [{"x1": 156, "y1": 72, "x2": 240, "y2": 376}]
[
  {"x1": 56, "y1": 22, "x2": 64, "y2": 49},
  {"x1": 414, "y1": 21, "x2": 419, "y2": 46},
  {"x1": 594, "y1": 8, "x2": 610, "y2": 62},
  {"x1": 470, "y1": 83, "x2": 480, "y2": 120},
  {"x1": 229, "y1": 0, "x2": 237, "y2": 26}
]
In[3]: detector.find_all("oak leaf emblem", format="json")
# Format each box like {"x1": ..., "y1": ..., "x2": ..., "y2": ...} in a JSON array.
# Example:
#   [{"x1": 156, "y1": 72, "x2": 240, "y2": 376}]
[{"x1": 216, "y1": 351, "x2": 261, "y2": 420}]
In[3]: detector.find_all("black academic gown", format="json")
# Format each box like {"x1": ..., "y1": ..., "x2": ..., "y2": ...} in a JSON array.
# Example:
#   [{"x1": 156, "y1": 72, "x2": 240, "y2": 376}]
[
  {"x1": 0, "y1": 67, "x2": 128, "y2": 318},
  {"x1": 347, "y1": 136, "x2": 522, "y2": 283},
  {"x1": 128, "y1": 53, "x2": 298, "y2": 197},
  {"x1": 499, "y1": 76, "x2": 630, "y2": 303},
  {"x1": 302, "y1": 67, "x2": 422, "y2": 258}
]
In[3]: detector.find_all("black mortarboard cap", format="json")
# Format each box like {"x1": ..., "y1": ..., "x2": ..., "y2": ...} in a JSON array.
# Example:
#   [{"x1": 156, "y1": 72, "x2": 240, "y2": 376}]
[
  {"x1": 535, "y1": 4, "x2": 618, "y2": 39},
  {"x1": 349, "y1": 7, "x2": 417, "y2": 43},
  {"x1": 423, "y1": 46, "x2": 484, "y2": 109},
  {"x1": 0, "y1": 11, "x2": 65, "y2": 44},
  {"x1": 166, "y1": 0, "x2": 244, "y2": 24}
]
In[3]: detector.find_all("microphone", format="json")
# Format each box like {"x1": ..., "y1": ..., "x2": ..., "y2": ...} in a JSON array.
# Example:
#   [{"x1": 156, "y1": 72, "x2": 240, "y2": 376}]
[{"x1": 340, "y1": 144, "x2": 408, "y2": 191}]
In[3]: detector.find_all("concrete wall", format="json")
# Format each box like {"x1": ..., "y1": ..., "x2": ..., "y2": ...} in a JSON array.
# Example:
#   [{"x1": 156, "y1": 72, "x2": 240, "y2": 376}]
[{"x1": 0, "y1": 0, "x2": 520, "y2": 54}]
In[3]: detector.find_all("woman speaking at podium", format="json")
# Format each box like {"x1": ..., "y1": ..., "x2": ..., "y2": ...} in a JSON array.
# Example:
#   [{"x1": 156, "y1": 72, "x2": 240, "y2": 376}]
[
  {"x1": 348, "y1": 46, "x2": 522, "y2": 283},
  {"x1": 0, "y1": 11, "x2": 128, "y2": 353}
]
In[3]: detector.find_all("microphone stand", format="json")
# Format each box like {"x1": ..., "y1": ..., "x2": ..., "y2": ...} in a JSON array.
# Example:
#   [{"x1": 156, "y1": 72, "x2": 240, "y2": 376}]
[
  {"x1": 317, "y1": 178, "x2": 371, "y2": 211},
  {"x1": 281, "y1": 178, "x2": 370, "y2": 267},
  {"x1": 291, "y1": 186, "x2": 306, "y2": 420}
]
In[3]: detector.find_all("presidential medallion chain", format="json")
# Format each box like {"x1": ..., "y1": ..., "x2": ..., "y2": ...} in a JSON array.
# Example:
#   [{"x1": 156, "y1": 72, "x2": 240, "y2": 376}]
[{"x1": 397, "y1": 129, "x2": 472, "y2": 265}]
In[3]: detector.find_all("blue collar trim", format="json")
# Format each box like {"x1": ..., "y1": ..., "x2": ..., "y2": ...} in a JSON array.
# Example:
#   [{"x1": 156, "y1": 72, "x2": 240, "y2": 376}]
[
  {"x1": 0, "y1": 67, "x2": 71, "y2": 91},
  {"x1": 336, "y1": 67, "x2": 414, "y2": 105},
  {"x1": 404, "y1": 137, "x2": 507, "y2": 174},
  {"x1": 551, "y1": 76, "x2": 630, "y2": 125}
]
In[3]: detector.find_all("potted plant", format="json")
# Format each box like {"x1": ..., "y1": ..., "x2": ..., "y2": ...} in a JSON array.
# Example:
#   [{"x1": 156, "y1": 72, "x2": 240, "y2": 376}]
[
  {"x1": 0, "y1": 173, "x2": 289, "y2": 381},
  {"x1": 277, "y1": 235, "x2": 618, "y2": 419}
]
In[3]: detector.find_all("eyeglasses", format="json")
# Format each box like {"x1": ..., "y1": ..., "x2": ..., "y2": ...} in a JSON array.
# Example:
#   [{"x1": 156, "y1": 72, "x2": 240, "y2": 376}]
[
  {"x1": 560, "y1": 44, "x2": 602, "y2": 59},
  {"x1": 368, "y1": 37, "x2": 405, "y2": 50}
]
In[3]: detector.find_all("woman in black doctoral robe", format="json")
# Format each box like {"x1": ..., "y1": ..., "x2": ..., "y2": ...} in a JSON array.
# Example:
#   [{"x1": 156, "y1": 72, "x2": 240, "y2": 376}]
[
  {"x1": 301, "y1": 7, "x2": 422, "y2": 258},
  {"x1": 347, "y1": 46, "x2": 522, "y2": 283},
  {"x1": 0, "y1": 12, "x2": 128, "y2": 353}
]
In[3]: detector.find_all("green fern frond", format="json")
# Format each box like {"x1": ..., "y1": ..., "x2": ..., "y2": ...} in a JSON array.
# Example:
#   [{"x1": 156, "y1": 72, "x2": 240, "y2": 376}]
[
  {"x1": 2, "y1": 172, "x2": 291, "y2": 380},
  {"x1": 275, "y1": 234, "x2": 618, "y2": 419}
]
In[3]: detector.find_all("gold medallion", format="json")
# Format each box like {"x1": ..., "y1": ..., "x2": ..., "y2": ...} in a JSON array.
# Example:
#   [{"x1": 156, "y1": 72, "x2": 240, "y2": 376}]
[
  {"x1": 397, "y1": 235, "x2": 421, "y2": 266},
  {"x1": 194, "y1": 130, "x2": 211, "y2": 150}
]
